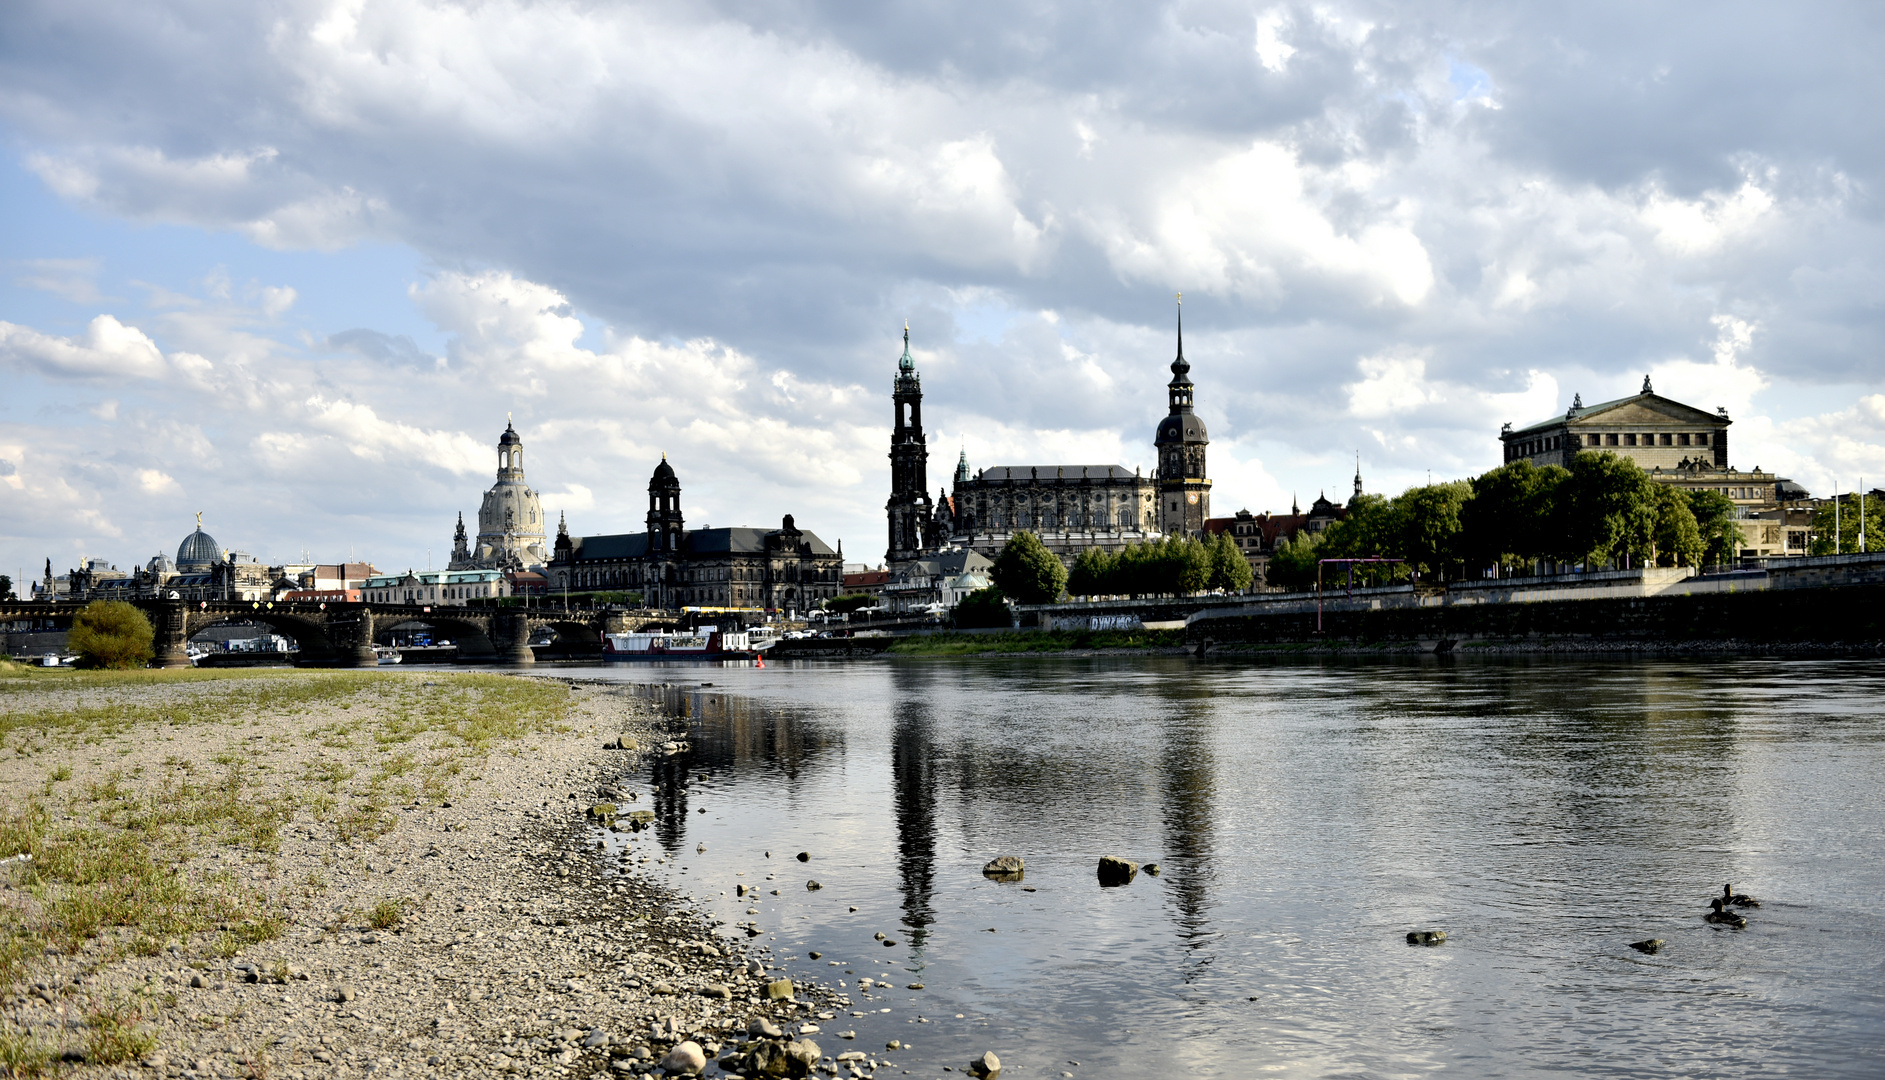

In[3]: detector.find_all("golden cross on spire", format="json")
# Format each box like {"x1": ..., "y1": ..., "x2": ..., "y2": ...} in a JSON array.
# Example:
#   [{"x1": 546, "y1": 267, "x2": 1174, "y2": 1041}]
[{"x1": 1175, "y1": 292, "x2": 1182, "y2": 305}]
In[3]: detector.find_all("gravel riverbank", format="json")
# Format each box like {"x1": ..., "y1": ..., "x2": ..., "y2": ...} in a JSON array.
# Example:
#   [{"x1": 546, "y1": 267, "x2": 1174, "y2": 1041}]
[{"x1": 0, "y1": 669, "x2": 865, "y2": 1080}]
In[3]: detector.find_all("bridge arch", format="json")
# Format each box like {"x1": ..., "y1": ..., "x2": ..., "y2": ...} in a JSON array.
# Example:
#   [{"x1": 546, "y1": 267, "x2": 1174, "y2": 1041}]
[{"x1": 375, "y1": 616, "x2": 500, "y2": 663}]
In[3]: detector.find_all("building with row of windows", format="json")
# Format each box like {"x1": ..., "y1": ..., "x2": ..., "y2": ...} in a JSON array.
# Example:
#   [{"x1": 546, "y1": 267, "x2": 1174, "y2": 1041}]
[
  {"x1": 1501, "y1": 376, "x2": 1811, "y2": 557},
  {"x1": 884, "y1": 302, "x2": 1211, "y2": 569},
  {"x1": 546, "y1": 457, "x2": 844, "y2": 614},
  {"x1": 361, "y1": 568, "x2": 513, "y2": 606}
]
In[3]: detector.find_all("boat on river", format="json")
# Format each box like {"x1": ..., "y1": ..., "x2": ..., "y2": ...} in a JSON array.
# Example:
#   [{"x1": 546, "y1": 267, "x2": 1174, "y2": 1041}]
[{"x1": 602, "y1": 625, "x2": 761, "y2": 663}]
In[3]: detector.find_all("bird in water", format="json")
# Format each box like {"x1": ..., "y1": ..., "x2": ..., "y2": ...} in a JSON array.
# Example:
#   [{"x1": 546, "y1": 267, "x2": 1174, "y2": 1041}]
[
  {"x1": 1629, "y1": 938, "x2": 1664, "y2": 955},
  {"x1": 1723, "y1": 883, "x2": 1761, "y2": 908},
  {"x1": 1705, "y1": 898, "x2": 1748, "y2": 928}
]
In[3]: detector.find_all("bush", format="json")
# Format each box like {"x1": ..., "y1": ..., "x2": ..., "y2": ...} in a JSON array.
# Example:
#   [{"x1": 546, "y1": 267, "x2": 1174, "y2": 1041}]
[
  {"x1": 69, "y1": 601, "x2": 154, "y2": 670},
  {"x1": 829, "y1": 593, "x2": 878, "y2": 615},
  {"x1": 952, "y1": 587, "x2": 1012, "y2": 629}
]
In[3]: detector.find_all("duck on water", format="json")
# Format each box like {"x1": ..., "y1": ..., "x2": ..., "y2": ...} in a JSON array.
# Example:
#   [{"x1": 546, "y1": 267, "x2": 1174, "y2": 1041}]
[
  {"x1": 1705, "y1": 898, "x2": 1748, "y2": 928},
  {"x1": 1723, "y1": 883, "x2": 1761, "y2": 908}
]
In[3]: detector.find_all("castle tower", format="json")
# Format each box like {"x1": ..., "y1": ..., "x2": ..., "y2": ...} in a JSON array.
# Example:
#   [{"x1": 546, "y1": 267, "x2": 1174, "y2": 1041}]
[
  {"x1": 885, "y1": 324, "x2": 934, "y2": 565},
  {"x1": 1154, "y1": 296, "x2": 1211, "y2": 536},
  {"x1": 647, "y1": 455, "x2": 684, "y2": 554}
]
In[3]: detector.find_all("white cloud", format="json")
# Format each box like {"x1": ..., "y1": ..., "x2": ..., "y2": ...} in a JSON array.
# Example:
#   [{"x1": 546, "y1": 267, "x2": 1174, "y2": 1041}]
[
  {"x1": 14, "y1": 257, "x2": 105, "y2": 303},
  {"x1": 1254, "y1": 9, "x2": 1296, "y2": 74},
  {"x1": 0, "y1": 315, "x2": 167, "y2": 379}
]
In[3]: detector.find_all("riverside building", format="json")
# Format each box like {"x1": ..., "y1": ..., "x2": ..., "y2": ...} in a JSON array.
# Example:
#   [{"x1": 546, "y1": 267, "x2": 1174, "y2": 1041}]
[
  {"x1": 885, "y1": 299, "x2": 1208, "y2": 568},
  {"x1": 1500, "y1": 376, "x2": 1810, "y2": 557}
]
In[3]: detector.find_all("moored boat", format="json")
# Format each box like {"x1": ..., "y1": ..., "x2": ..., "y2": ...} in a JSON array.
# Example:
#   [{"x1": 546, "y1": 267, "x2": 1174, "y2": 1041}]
[{"x1": 602, "y1": 625, "x2": 759, "y2": 663}]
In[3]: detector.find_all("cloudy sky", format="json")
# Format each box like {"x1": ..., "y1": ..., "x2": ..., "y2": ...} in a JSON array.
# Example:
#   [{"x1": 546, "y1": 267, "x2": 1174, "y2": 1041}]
[{"x1": 4, "y1": 1, "x2": 1884, "y2": 581}]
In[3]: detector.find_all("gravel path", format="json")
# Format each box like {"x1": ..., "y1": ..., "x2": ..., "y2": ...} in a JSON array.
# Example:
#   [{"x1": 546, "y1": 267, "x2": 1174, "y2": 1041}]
[{"x1": 0, "y1": 671, "x2": 856, "y2": 1080}]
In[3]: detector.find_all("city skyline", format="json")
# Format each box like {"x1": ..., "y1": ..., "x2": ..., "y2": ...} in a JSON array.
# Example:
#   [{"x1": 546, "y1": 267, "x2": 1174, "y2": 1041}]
[{"x1": 6, "y1": 3, "x2": 1885, "y2": 578}]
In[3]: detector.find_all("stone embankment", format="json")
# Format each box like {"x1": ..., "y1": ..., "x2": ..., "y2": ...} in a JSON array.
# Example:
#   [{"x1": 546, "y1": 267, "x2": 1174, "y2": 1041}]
[{"x1": 0, "y1": 670, "x2": 902, "y2": 1079}]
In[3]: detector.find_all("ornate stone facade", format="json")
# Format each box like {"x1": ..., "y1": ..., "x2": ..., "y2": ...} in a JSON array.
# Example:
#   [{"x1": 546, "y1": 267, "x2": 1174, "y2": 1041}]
[
  {"x1": 548, "y1": 458, "x2": 843, "y2": 613},
  {"x1": 885, "y1": 302, "x2": 1208, "y2": 567},
  {"x1": 450, "y1": 420, "x2": 549, "y2": 571}
]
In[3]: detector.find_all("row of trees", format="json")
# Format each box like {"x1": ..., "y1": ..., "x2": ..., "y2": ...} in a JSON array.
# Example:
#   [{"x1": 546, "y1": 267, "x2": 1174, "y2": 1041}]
[
  {"x1": 986, "y1": 530, "x2": 1253, "y2": 604},
  {"x1": 1266, "y1": 453, "x2": 1745, "y2": 591}
]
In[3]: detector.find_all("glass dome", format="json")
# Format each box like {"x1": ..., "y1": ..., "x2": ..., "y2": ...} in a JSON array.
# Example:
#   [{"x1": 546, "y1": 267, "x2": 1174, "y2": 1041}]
[{"x1": 176, "y1": 527, "x2": 222, "y2": 569}]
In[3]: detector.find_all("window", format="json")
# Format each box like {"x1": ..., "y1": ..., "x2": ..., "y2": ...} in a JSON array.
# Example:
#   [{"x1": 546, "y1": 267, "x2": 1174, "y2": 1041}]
[
  {"x1": 1679, "y1": 433, "x2": 1691, "y2": 446},
  {"x1": 1624, "y1": 434, "x2": 1636, "y2": 446},
  {"x1": 1697, "y1": 433, "x2": 1710, "y2": 445},
  {"x1": 1606, "y1": 434, "x2": 1619, "y2": 446},
  {"x1": 1660, "y1": 433, "x2": 1673, "y2": 446}
]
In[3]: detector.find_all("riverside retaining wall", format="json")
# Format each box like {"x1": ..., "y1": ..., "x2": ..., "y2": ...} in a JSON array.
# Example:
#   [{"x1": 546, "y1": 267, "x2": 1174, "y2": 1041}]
[{"x1": 1186, "y1": 552, "x2": 1885, "y2": 652}]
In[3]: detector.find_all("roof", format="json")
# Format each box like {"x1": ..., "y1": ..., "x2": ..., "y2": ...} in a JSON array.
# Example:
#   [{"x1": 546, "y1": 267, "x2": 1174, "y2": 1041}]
[
  {"x1": 1509, "y1": 391, "x2": 1728, "y2": 438},
  {"x1": 1156, "y1": 411, "x2": 1209, "y2": 445},
  {"x1": 895, "y1": 548, "x2": 994, "y2": 580},
  {"x1": 177, "y1": 527, "x2": 221, "y2": 567},
  {"x1": 973, "y1": 465, "x2": 1141, "y2": 483}
]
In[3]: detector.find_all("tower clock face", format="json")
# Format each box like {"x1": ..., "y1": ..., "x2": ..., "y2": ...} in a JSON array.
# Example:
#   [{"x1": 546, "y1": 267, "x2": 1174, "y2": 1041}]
[{"x1": 1186, "y1": 493, "x2": 1199, "y2": 505}]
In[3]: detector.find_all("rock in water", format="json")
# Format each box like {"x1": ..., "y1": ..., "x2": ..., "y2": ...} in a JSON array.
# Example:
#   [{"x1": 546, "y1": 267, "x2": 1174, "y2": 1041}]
[
  {"x1": 982, "y1": 856, "x2": 1025, "y2": 880},
  {"x1": 806, "y1": 880, "x2": 823, "y2": 890},
  {"x1": 1629, "y1": 939, "x2": 1664, "y2": 955},
  {"x1": 766, "y1": 977, "x2": 796, "y2": 1001},
  {"x1": 797, "y1": 851, "x2": 811, "y2": 862},
  {"x1": 1405, "y1": 930, "x2": 1447, "y2": 946},
  {"x1": 1097, "y1": 856, "x2": 1138, "y2": 887},
  {"x1": 1144, "y1": 863, "x2": 1161, "y2": 876},
  {"x1": 660, "y1": 1041, "x2": 707, "y2": 1075},
  {"x1": 967, "y1": 1050, "x2": 1003, "y2": 1077},
  {"x1": 786, "y1": 1039, "x2": 822, "y2": 1073}
]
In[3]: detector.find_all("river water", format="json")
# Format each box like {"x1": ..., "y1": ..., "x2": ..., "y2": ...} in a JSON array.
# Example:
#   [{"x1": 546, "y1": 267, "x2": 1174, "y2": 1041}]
[{"x1": 549, "y1": 656, "x2": 1885, "y2": 1078}]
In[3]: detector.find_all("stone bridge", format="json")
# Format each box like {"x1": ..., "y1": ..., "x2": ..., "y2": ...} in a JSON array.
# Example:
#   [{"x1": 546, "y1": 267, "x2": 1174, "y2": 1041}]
[{"x1": 0, "y1": 600, "x2": 668, "y2": 667}]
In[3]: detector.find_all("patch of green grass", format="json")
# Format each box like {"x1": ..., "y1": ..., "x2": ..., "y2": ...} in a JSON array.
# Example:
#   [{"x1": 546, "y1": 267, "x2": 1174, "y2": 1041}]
[
  {"x1": 886, "y1": 629, "x2": 1186, "y2": 655},
  {"x1": 82, "y1": 997, "x2": 158, "y2": 1065},
  {"x1": 368, "y1": 897, "x2": 406, "y2": 930}
]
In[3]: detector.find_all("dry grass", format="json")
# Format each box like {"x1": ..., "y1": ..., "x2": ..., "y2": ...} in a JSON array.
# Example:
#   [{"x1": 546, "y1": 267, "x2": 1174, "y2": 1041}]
[{"x1": 0, "y1": 668, "x2": 575, "y2": 1071}]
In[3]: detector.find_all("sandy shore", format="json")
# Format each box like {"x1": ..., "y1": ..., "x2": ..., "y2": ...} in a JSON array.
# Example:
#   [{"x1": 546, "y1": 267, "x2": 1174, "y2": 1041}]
[{"x1": 0, "y1": 668, "x2": 857, "y2": 1079}]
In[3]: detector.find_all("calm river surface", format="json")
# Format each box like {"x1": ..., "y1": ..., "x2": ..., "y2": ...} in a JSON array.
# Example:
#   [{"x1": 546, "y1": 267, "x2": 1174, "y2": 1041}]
[{"x1": 546, "y1": 656, "x2": 1885, "y2": 1078}]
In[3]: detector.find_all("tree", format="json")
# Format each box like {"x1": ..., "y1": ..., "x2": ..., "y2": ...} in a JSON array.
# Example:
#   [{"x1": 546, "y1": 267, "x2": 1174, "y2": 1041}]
[
  {"x1": 69, "y1": 600, "x2": 154, "y2": 669},
  {"x1": 1396, "y1": 481, "x2": 1474, "y2": 581},
  {"x1": 829, "y1": 593, "x2": 878, "y2": 615},
  {"x1": 0, "y1": 574, "x2": 12, "y2": 601},
  {"x1": 1067, "y1": 548, "x2": 1115, "y2": 597},
  {"x1": 952, "y1": 586, "x2": 1012, "y2": 629},
  {"x1": 1686, "y1": 490, "x2": 1744, "y2": 565},
  {"x1": 1176, "y1": 536, "x2": 1213, "y2": 594},
  {"x1": 1461, "y1": 460, "x2": 1570, "y2": 574},
  {"x1": 1652, "y1": 485, "x2": 1704, "y2": 566},
  {"x1": 1265, "y1": 531, "x2": 1323, "y2": 592},
  {"x1": 1207, "y1": 531, "x2": 1254, "y2": 593},
  {"x1": 990, "y1": 531, "x2": 1068, "y2": 604},
  {"x1": 1809, "y1": 493, "x2": 1885, "y2": 555},
  {"x1": 1561, "y1": 452, "x2": 1659, "y2": 567}
]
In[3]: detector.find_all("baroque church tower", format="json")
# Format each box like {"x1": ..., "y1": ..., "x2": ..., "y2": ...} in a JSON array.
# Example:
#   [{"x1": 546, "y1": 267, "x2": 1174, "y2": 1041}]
[
  {"x1": 1154, "y1": 297, "x2": 1211, "y2": 536},
  {"x1": 454, "y1": 418, "x2": 549, "y2": 570},
  {"x1": 885, "y1": 325, "x2": 934, "y2": 566}
]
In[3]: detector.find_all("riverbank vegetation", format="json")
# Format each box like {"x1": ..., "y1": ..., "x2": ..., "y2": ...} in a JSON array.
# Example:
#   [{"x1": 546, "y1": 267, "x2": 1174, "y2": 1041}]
[{"x1": 1264, "y1": 452, "x2": 1746, "y2": 591}]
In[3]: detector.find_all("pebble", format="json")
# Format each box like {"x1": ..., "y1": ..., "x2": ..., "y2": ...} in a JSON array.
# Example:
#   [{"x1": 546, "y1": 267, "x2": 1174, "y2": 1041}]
[
  {"x1": 797, "y1": 851, "x2": 811, "y2": 862},
  {"x1": 1629, "y1": 938, "x2": 1665, "y2": 954},
  {"x1": 766, "y1": 978, "x2": 796, "y2": 1001},
  {"x1": 335, "y1": 985, "x2": 357, "y2": 1002},
  {"x1": 807, "y1": 880, "x2": 823, "y2": 890},
  {"x1": 749, "y1": 1019, "x2": 785, "y2": 1038},
  {"x1": 659, "y1": 1040, "x2": 707, "y2": 1075},
  {"x1": 1406, "y1": 930, "x2": 1447, "y2": 946},
  {"x1": 968, "y1": 1049, "x2": 1003, "y2": 1077}
]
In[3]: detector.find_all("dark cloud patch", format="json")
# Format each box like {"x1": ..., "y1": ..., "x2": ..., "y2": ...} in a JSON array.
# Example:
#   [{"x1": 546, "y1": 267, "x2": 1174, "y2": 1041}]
[{"x1": 322, "y1": 328, "x2": 439, "y2": 368}]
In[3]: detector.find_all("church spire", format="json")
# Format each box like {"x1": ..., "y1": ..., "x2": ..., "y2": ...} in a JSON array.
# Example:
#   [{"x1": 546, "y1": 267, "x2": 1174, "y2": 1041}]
[
  {"x1": 1353, "y1": 452, "x2": 1363, "y2": 503},
  {"x1": 899, "y1": 322, "x2": 915, "y2": 373}
]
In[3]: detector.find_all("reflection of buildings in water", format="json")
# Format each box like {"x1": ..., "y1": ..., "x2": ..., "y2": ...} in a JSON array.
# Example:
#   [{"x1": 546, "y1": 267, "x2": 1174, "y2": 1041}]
[
  {"x1": 1147, "y1": 677, "x2": 1221, "y2": 954},
  {"x1": 891, "y1": 700, "x2": 940, "y2": 943},
  {"x1": 630, "y1": 682, "x2": 846, "y2": 855}
]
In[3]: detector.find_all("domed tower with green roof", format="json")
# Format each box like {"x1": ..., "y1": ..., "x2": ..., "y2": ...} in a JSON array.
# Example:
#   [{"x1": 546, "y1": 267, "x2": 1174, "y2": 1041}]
[{"x1": 885, "y1": 324, "x2": 935, "y2": 567}]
